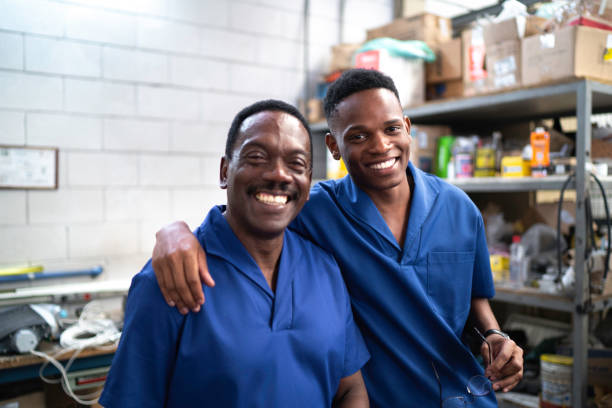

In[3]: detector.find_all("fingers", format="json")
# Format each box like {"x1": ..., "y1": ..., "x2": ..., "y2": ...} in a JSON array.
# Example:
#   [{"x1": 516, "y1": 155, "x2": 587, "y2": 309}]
[
  {"x1": 152, "y1": 257, "x2": 175, "y2": 307},
  {"x1": 480, "y1": 342, "x2": 490, "y2": 367},
  {"x1": 485, "y1": 340, "x2": 524, "y2": 392},
  {"x1": 167, "y1": 250, "x2": 197, "y2": 314},
  {"x1": 198, "y1": 248, "x2": 215, "y2": 288},
  {"x1": 183, "y1": 252, "x2": 204, "y2": 312},
  {"x1": 492, "y1": 368, "x2": 523, "y2": 392}
]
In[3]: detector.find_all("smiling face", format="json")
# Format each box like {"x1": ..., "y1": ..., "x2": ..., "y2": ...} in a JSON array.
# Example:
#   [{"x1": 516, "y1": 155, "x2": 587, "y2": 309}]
[
  {"x1": 326, "y1": 88, "x2": 411, "y2": 195},
  {"x1": 221, "y1": 110, "x2": 311, "y2": 240}
]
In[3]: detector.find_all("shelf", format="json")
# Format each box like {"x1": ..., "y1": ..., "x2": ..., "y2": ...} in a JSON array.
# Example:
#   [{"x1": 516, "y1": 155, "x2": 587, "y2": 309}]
[
  {"x1": 448, "y1": 175, "x2": 612, "y2": 192},
  {"x1": 405, "y1": 79, "x2": 612, "y2": 125},
  {"x1": 492, "y1": 285, "x2": 612, "y2": 313}
]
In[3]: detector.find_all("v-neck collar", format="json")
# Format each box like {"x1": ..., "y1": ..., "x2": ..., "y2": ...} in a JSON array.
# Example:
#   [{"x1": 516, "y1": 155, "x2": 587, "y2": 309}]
[
  {"x1": 336, "y1": 162, "x2": 440, "y2": 260},
  {"x1": 198, "y1": 206, "x2": 295, "y2": 330}
]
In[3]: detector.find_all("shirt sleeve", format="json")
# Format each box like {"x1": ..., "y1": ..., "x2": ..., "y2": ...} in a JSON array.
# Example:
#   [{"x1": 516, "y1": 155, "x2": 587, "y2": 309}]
[
  {"x1": 340, "y1": 279, "x2": 370, "y2": 378},
  {"x1": 471, "y1": 215, "x2": 495, "y2": 299},
  {"x1": 99, "y1": 261, "x2": 183, "y2": 408}
]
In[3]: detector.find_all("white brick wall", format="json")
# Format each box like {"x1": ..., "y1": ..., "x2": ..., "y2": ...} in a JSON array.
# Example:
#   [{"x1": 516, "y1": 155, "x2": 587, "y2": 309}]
[
  {"x1": 0, "y1": 71, "x2": 62, "y2": 110},
  {"x1": 0, "y1": 0, "x2": 393, "y2": 282},
  {"x1": 0, "y1": 31, "x2": 23, "y2": 70},
  {"x1": 25, "y1": 36, "x2": 101, "y2": 77},
  {"x1": 0, "y1": 111, "x2": 25, "y2": 145},
  {"x1": 29, "y1": 189, "x2": 104, "y2": 223},
  {"x1": 0, "y1": 191, "x2": 27, "y2": 224},
  {"x1": 65, "y1": 79, "x2": 136, "y2": 115},
  {"x1": 27, "y1": 113, "x2": 103, "y2": 149},
  {"x1": 103, "y1": 47, "x2": 168, "y2": 84},
  {"x1": 103, "y1": 118, "x2": 169, "y2": 152}
]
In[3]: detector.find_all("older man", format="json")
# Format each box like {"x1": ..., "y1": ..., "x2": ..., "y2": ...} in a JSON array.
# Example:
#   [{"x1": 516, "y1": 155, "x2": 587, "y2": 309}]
[{"x1": 100, "y1": 100, "x2": 370, "y2": 408}]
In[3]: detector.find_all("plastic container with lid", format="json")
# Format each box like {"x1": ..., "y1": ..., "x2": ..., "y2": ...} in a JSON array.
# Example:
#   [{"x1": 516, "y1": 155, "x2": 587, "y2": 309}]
[
  {"x1": 530, "y1": 127, "x2": 550, "y2": 177},
  {"x1": 453, "y1": 136, "x2": 477, "y2": 178}
]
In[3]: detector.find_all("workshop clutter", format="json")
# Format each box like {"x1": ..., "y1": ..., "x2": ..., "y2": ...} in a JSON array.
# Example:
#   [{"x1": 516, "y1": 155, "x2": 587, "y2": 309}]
[{"x1": 303, "y1": 0, "x2": 612, "y2": 125}]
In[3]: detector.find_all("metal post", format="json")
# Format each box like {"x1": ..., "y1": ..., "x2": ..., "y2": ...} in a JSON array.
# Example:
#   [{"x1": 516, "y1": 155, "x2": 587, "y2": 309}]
[
  {"x1": 302, "y1": 0, "x2": 310, "y2": 104},
  {"x1": 572, "y1": 80, "x2": 592, "y2": 408}
]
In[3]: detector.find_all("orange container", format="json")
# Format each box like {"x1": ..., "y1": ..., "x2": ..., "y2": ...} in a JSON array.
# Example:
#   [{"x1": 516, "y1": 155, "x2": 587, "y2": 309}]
[{"x1": 530, "y1": 127, "x2": 550, "y2": 177}]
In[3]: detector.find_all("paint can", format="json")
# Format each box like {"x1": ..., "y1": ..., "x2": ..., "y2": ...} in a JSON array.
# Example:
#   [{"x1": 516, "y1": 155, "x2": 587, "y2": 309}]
[{"x1": 540, "y1": 354, "x2": 572, "y2": 408}]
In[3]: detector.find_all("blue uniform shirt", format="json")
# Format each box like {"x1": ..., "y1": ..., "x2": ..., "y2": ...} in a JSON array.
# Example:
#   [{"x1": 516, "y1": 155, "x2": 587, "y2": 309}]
[
  {"x1": 291, "y1": 162, "x2": 497, "y2": 407},
  {"x1": 100, "y1": 206, "x2": 370, "y2": 408}
]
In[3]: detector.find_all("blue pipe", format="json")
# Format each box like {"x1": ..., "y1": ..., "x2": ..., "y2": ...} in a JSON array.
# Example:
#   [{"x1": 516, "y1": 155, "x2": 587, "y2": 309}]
[{"x1": 0, "y1": 266, "x2": 103, "y2": 283}]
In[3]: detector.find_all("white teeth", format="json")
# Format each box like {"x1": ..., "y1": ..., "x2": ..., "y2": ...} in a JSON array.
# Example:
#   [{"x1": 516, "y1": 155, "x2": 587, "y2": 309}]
[
  {"x1": 370, "y1": 158, "x2": 396, "y2": 170},
  {"x1": 255, "y1": 193, "x2": 288, "y2": 205}
]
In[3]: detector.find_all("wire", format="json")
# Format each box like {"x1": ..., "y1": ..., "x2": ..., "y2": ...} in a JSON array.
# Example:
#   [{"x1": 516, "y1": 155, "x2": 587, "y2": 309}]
[
  {"x1": 590, "y1": 171, "x2": 611, "y2": 280},
  {"x1": 556, "y1": 171, "x2": 611, "y2": 295},
  {"x1": 557, "y1": 172, "x2": 574, "y2": 284},
  {"x1": 30, "y1": 300, "x2": 121, "y2": 406}
]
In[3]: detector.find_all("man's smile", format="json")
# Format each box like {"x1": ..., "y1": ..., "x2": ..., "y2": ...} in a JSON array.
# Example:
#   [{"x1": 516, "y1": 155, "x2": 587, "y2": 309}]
[
  {"x1": 254, "y1": 192, "x2": 290, "y2": 205},
  {"x1": 368, "y1": 157, "x2": 398, "y2": 171}
]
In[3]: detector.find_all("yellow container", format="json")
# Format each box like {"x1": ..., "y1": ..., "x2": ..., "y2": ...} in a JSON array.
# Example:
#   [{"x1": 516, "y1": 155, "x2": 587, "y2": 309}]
[
  {"x1": 501, "y1": 156, "x2": 530, "y2": 178},
  {"x1": 490, "y1": 254, "x2": 509, "y2": 282},
  {"x1": 474, "y1": 147, "x2": 496, "y2": 177}
]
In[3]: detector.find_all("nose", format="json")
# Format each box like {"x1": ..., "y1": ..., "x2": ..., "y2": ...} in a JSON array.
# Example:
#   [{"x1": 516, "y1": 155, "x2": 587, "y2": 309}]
[
  {"x1": 262, "y1": 158, "x2": 292, "y2": 184},
  {"x1": 369, "y1": 132, "x2": 391, "y2": 154}
]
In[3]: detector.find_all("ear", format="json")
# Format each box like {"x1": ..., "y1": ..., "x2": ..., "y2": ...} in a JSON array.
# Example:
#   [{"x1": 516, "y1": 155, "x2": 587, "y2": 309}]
[
  {"x1": 404, "y1": 116, "x2": 411, "y2": 133},
  {"x1": 219, "y1": 157, "x2": 228, "y2": 189},
  {"x1": 325, "y1": 132, "x2": 341, "y2": 160}
]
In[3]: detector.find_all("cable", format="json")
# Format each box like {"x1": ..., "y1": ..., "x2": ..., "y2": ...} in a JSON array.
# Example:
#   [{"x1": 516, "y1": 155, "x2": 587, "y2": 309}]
[
  {"x1": 31, "y1": 300, "x2": 121, "y2": 406},
  {"x1": 556, "y1": 171, "x2": 611, "y2": 294},
  {"x1": 557, "y1": 172, "x2": 574, "y2": 284},
  {"x1": 590, "y1": 171, "x2": 611, "y2": 280}
]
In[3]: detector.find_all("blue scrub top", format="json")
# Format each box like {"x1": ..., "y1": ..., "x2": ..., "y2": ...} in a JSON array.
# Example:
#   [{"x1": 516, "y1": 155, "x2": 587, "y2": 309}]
[
  {"x1": 291, "y1": 162, "x2": 497, "y2": 407},
  {"x1": 100, "y1": 206, "x2": 370, "y2": 408}
]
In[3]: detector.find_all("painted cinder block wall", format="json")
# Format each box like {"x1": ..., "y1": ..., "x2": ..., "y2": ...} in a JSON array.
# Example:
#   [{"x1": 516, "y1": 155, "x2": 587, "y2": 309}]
[{"x1": 0, "y1": 0, "x2": 393, "y2": 282}]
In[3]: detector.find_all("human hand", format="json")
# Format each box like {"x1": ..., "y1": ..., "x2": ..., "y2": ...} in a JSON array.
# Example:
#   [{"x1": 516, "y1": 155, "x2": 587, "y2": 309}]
[
  {"x1": 152, "y1": 221, "x2": 214, "y2": 315},
  {"x1": 482, "y1": 334, "x2": 524, "y2": 392}
]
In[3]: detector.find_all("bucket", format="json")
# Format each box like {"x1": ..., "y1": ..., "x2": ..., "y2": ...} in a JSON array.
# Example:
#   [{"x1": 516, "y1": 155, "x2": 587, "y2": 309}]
[{"x1": 541, "y1": 354, "x2": 573, "y2": 407}]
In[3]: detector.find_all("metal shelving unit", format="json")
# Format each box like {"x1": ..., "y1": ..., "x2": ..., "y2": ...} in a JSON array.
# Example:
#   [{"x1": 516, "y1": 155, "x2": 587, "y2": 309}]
[{"x1": 404, "y1": 79, "x2": 612, "y2": 408}]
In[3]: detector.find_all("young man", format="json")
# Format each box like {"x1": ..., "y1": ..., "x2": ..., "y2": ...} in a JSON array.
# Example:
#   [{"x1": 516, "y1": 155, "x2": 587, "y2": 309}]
[
  {"x1": 151, "y1": 70, "x2": 524, "y2": 407},
  {"x1": 100, "y1": 100, "x2": 370, "y2": 407}
]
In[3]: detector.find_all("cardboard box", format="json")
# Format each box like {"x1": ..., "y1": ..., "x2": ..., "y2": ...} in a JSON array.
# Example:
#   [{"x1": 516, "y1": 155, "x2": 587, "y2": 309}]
[
  {"x1": 426, "y1": 38, "x2": 462, "y2": 84},
  {"x1": 355, "y1": 49, "x2": 425, "y2": 108},
  {"x1": 483, "y1": 16, "x2": 548, "y2": 47},
  {"x1": 426, "y1": 80, "x2": 464, "y2": 100},
  {"x1": 366, "y1": 13, "x2": 451, "y2": 46},
  {"x1": 462, "y1": 27, "x2": 488, "y2": 96},
  {"x1": 329, "y1": 43, "x2": 361, "y2": 73},
  {"x1": 522, "y1": 25, "x2": 612, "y2": 86},
  {"x1": 486, "y1": 40, "x2": 521, "y2": 91},
  {"x1": 410, "y1": 124, "x2": 451, "y2": 173}
]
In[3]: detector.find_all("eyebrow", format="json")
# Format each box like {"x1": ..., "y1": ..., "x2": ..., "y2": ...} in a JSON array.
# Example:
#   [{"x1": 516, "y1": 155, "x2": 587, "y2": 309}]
[
  {"x1": 343, "y1": 118, "x2": 403, "y2": 134},
  {"x1": 241, "y1": 141, "x2": 309, "y2": 157}
]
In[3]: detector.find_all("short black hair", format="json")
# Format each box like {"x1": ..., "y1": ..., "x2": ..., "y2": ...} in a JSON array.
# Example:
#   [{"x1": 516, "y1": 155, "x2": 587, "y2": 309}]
[
  {"x1": 323, "y1": 68, "x2": 400, "y2": 121},
  {"x1": 225, "y1": 99, "x2": 312, "y2": 163}
]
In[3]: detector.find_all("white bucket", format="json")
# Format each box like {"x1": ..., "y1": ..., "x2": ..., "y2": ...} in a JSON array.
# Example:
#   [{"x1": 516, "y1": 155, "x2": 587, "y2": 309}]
[{"x1": 540, "y1": 354, "x2": 573, "y2": 407}]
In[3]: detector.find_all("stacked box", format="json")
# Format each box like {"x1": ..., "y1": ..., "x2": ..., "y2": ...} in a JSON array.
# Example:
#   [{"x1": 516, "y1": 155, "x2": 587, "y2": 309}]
[
  {"x1": 522, "y1": 25, "x2": 612, "y2": 86},
  {"x1": 366, "y1": 13, "x2": 451, "y2": 46}
]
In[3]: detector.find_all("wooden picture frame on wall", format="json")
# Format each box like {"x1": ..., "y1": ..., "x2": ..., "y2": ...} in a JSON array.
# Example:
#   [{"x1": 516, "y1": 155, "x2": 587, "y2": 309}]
[{"x1": 0, "y1": 145, "x2": 59, "y2": 190}]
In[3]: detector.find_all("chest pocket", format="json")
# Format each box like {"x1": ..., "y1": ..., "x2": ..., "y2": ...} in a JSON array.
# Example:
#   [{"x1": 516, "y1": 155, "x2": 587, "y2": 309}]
[{"x1": 427, "y1": 251, "x2": 474, "y2": 332}]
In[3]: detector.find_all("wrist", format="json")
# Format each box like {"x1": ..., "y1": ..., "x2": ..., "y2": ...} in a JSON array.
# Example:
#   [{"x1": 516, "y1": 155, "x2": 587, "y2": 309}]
[{"x1": 484, "y1": 328, "x2": 510, "y2": 340}]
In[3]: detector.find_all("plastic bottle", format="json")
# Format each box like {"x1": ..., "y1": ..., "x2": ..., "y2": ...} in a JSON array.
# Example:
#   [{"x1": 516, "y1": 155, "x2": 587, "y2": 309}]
[
  {"x1": 453, "y1": 136, "x2": 476, "y2": 178},
  {"x1": 509, "y1": 235, "x2": 527, "y2": 288},
  {"x1": 530, "y1": 127, "x2": 550, "y2": 177}
]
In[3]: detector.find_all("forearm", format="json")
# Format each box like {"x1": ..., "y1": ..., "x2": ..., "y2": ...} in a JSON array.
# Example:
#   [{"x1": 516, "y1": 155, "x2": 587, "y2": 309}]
[
  {"x1": 333, "y1": 371, "x2": 369, "y2": 408},
  {"x1": 470, "y1": 297, "x2": 500, "y2": 332}
]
